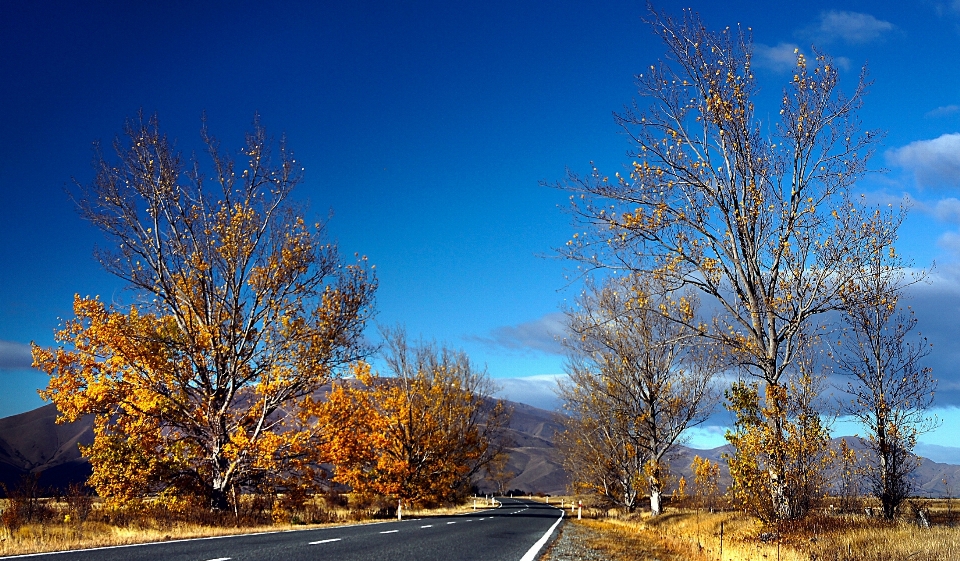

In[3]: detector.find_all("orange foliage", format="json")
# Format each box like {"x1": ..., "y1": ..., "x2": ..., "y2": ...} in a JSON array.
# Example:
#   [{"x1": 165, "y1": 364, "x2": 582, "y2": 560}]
[
  {"x1": 32, "y1": 116, "x2": 375, "y2": 510},
  {"x1": 313, "y1": 329, "x2": 510, "y2": 507}
]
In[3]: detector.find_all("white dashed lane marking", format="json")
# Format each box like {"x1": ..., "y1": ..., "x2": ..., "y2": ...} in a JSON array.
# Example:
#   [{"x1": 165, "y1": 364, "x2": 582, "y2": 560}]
[
  {"x1": 380, "y1": 530, "x2": 399, "y2": 534},
  {"x1": 309, "y1": 538, "x2": 342, "y2": 544},
  {"x1": 446, "y1": 521, "x2": 456, "y2": 524},
  {"x1": 421, "y1": 524, "x2": 433, "y2": 528},
  {"x1": 204, "y1": 558, "x2": 231, "y2": 561}
]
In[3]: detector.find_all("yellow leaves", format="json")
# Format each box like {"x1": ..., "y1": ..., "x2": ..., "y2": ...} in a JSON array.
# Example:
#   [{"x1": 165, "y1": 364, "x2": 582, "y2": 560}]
[{"x1": 314, "y1": 337, "x2": 506, "y2": 506}]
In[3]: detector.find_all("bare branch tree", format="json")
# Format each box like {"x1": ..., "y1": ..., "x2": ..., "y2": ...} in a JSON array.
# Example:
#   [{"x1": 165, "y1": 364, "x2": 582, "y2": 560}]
[
  {"x1": 835, "y1": 205, "x2": 937, "y2": 519},
  {"x1": 558, "y1": 274, "x2": 717, "y2": 515},
  {"x1": 553, "y1": 7, "x2": 888, "y2": 519}
]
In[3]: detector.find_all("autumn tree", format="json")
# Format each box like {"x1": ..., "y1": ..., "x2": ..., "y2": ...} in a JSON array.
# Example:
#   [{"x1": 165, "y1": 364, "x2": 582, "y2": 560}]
[
  {"x1": 559, "y1": 274, "x2": 717, "y2": 516},
  {"x1": 556, "y1": 7, "x2": 887, "y2": 520},
  {"x1": 556, "y1": 377, "x2": 646, "y2": 512},
  {"x1": 32, "y1": 116, "x2": 376, "y2": 511},
  {"x1": 834, "y1": 206, "x2": 936, "y2": 519},
  {"x1": 691, "y1": 455, "x2": 721, "y2": 512},
  {"x1": 316, "y1": 328, "x2": 510, "y2": 509},
  {"x1": 724, "y1": 350, "x2": 833, "y2": 521}
]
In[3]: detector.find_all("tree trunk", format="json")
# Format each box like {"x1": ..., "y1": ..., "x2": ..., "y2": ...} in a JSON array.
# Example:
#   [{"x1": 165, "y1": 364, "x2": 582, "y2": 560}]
[
  {"x1": 649, "y1": 479, "x2": 663, "y2": 516},
  {"x1": 769, "y1": 468, "x2": 792, "y2": 520},
  {"x1": 766, "y1": 383, "x2": 793, "y2": 520},
  {"x1": 210, "y1": 486, "x2": 230, "y2": 511}
]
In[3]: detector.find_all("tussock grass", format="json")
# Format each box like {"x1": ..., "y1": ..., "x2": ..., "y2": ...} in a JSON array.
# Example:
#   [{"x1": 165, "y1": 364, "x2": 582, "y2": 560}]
[{"x1": 533, "y1": 498, "x2": 960, "y2": 561}]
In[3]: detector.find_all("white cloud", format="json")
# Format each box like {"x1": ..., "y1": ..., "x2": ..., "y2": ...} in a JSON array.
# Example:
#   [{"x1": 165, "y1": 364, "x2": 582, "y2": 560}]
[
  {"x1": 940, "y1": 231, "x2": 960, "y2": 255},
  {"x1": 806, "y1": 10, "x2": 895, "y2": 44},
  {"x1": 752, "y1": 42, "x2": 801, "y2": 72},
  {"x1": 0, "y1": 340, "x2": 34, "y2": 369},
  {"x1": 933, "y1": 198, "x2": 960, "y2": 223},
  {"x1": 468, "y1": 313, "x2": 566, "y2": 355},
  {"x1": 684, "y1": 425, "x2": 729, "y2": 450},
  {"x1": 933, "y1": 0, "x2": 960, "y2": 16},
  {"x1": 886, "y1": 133, "x2": 960, "y2": 189},
  {"x1": 927, "y1": 105, "x2": 960, "y2": 118},
  {"x1": 494, "y1": 373, "x2": 565, "y2": 411}
]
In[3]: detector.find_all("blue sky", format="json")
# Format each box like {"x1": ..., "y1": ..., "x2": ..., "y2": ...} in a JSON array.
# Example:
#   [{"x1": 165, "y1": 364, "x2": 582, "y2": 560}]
[{"x1": 3, "y1": 1, "x2": 960, "y2": 461}]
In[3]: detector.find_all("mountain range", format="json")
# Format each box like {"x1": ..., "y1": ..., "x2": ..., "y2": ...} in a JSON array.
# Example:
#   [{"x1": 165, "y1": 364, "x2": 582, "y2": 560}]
[{"x1": 2, "y1": 401, "x2": 959, "y2": 498}]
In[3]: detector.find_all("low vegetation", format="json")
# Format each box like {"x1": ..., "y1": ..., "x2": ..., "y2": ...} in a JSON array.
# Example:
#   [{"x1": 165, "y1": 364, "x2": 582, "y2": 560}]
[
  {"x1": 0, "y1": 490, "x2": 478, "y2": 557},
  {"x1": 544, "y1": 496, "x2": 960, "y2": 561}
]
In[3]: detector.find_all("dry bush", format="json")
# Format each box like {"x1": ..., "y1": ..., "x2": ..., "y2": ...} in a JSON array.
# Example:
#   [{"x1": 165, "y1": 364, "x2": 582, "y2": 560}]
[
  {"x1": 1, "y1": 474, "x2": 55, "y2": 533},
  {"x1": 0, "y1": 492, "x2": 473, "y2": 557},
  {"x1": 546, "y1": 500, "x2": 960, "y2": 561}
]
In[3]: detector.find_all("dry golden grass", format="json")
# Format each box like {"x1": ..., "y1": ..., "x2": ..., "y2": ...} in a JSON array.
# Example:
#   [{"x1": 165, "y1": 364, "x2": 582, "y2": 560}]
[
  {"x1": 532, "y1": 498, "x2": 960, "y2": 561},
  {"x1": 0, "y1": 497, "x2": 478, "y2": 557}
]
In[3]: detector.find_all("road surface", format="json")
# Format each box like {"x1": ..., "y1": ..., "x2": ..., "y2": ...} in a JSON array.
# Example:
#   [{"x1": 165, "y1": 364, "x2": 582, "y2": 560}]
[{"x1": 1, "y1": 498, "x2": 564, "y2": 561}]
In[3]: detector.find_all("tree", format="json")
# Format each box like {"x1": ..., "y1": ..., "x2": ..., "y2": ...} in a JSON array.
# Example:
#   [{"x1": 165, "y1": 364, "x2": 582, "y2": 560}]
[
  {"x1": 691, "y1": 455, "x2": 721, "y2": 512},
  {"x1": 32, "y1": 116, "x2": 376, "y2": 510},
  {"x1": 316, "y1": 328, "x2": 511, "y2": 508},
  {"x1": 834, "y1": 207, "x2": 936, "y2": 519},
  {"x1": 724, "y1": 356, "x2": 833, "y2": 521},
  {"x1": 556, "y1": 377, "x2": 646, "y2": 512},
  {"x1": 556, "y1": 7, "x2": 887, "y2": 519},
  {"x1": 559, "y1": 274, "x2": 717, "y2": 516}
]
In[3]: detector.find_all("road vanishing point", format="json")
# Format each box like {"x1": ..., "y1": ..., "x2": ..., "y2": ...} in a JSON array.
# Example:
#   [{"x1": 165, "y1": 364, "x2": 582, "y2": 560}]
[{"x1": 1, "y1": 498, "x2": 565, "y2": 561}]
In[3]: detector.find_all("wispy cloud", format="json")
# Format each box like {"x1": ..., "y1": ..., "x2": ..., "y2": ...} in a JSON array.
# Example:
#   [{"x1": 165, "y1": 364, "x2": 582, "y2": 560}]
[
  {"x1": 931, "y1": 0, "x2": 960, "y2": 17},
  {"x1": 938, "y1": 231, "x2": 960, "y2": 254},
  {"x1": 886, "y1": 133, "x2": 960, "y2": 189},
  {"x1": 0, "y1": 340, "x2": 34, "y2": 369},
  {"x1": 468, "y1": 313, "x2": 566, "y2": 355},
  {"x1": 803, "y1": 10, "x2": 896, "y2": 44},
  {"x1": 752, "y1": 42, "x2": 802, "y2": 72},
  {"x1": 494, "y1": 373, "x2": 565, "y2": 411},
  {"x1": 933, "y1": 198, "x2": 960, "y2": 223},
  {"x1": 927, "y1": 105, "x2": 960, "y2": 118}
]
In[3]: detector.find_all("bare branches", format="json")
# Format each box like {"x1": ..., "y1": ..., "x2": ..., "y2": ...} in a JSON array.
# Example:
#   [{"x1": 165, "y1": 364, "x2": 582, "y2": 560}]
[
  {"x1": 557, "y1": 9, "x2": 883, "y2": 390},
  {"x1": 35, "y1": 116, "x2": 376, "y2": 510},
  {"x1": 558, "y1": 274, "x2": 719, "y2": 515},
  {"x1": 835, "y1": 203, "x2": 936, "y2": 519}
]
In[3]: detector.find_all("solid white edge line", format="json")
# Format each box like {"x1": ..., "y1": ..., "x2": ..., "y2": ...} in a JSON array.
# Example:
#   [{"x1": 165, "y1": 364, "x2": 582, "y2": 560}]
[
  {"x1": 517, "y1": 508, "x2": 564, "y2": 561},
  {"x1": 308, "y1": 538, "x2": 342, "y2": 545}
]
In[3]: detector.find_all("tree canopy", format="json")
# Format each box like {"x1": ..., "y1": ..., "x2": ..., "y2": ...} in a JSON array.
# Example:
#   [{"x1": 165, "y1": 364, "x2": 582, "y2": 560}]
[{"x1": 33, "y1": 116, "x2": 376, "y2": 510}]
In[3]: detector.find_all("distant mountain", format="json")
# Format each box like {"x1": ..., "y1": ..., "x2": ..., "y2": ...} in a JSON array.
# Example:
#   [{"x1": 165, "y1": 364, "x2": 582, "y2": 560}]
[
  {"x1": 665, "y1": 437, "x2": 960, "y2": 499},
  {"x1": 476, "y1": 400, "x2": 568, "y2": 495},
  {"x1": 2, "y1": 402, "x2": 958, "y2": 499},
  {"x1": 0, "y1": 404, "x2": 93, "y2": 495}
]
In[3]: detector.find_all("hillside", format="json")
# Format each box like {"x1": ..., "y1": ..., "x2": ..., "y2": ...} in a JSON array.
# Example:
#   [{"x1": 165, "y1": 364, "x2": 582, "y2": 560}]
[
  {"x1": 0, "y1": 404, "x2": 93, "y2": 493},
  {"x1": 2, "y1": 402, "x2": 958, "y2": 498}
]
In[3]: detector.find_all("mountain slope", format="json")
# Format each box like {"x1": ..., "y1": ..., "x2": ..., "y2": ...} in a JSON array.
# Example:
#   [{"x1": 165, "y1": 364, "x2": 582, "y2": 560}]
[
  {"x1": 0, "y1": 403, "x2": 93, "y2": 493},
  {"x1": 2, "y1": 402, "x2": 958, "y2": 498}
]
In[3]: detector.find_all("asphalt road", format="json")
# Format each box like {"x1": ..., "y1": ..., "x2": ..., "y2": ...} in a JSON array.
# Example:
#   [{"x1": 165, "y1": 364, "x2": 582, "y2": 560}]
[{"x1": 2, "y1": 498, "x2": 565, "y2": 561}]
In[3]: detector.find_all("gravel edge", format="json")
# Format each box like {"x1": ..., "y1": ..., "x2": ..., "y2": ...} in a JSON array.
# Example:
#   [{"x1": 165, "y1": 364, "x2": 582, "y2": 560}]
[{"x1": 539, "y1": 520, "x2": 610, "y2": 561}]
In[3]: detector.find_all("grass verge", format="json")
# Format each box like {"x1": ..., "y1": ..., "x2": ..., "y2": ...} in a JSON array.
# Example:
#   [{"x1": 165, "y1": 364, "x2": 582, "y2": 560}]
[
  {"x1": 0, "y1": 498, "x2": 480, "y2": 557},
  {"x1": 536, "y1": 499, "x2": 960, "y2": 561}
]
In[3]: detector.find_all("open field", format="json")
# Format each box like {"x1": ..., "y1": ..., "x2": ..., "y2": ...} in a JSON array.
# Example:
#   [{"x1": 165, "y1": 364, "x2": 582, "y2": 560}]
[
  {"x1": 0, "y1": 495, "x2": 483, "y2": 557},
  {"x1": 537, "y1": 498, "x2": 960, "y2": 561}
]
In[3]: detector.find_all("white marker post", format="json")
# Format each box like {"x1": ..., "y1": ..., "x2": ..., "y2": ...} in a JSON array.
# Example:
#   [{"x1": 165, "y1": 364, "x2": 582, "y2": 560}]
[{"x1": 398, "y1": 499, "x2": 402, "y2": 521}]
